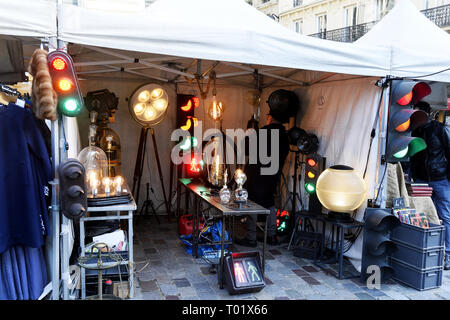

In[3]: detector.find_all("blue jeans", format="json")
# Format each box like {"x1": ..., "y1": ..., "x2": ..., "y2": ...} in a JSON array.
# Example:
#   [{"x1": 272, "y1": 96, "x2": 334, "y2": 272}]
[{"x1": 427, "y1": 179, "x2": 450, "y2": 254}]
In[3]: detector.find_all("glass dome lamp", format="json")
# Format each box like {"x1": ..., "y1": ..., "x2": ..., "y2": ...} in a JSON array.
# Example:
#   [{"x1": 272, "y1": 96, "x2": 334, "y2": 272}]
[
  {"x1": 316, "y1": 165, "x2": 367, "y2": 222},
  {"x1": 78, "y1": 146, "x2": 108, "y2": 198},
  {"x1": 203, "y1": 137, "x2": 227, "y2": 188},
  {"x1": 98, "y1": 126, "x2": 121, "y2": 177},
  {"x1": 128, "y1": 84, "x2": 169, "y2": 128}
]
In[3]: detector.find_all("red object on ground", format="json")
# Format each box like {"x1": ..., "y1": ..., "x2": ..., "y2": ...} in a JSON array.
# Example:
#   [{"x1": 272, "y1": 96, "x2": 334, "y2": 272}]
[{"x1": 178, "y1": 214, "x2": 205, "y2": 236}]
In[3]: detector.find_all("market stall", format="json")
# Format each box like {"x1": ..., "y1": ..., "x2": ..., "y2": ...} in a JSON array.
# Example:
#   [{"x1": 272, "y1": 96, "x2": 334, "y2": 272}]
[{"x1": 0, "y1": 0, "x2": 449, "y2": 300}]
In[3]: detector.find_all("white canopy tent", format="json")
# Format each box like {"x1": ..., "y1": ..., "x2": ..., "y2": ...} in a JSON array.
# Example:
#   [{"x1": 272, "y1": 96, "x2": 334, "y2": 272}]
[
  {"x1": 356, "y1": 0, "x2": 450, "y2": 83},
  {"x1": 0, "y1": 0, "x2": 447, "y2": 299}
]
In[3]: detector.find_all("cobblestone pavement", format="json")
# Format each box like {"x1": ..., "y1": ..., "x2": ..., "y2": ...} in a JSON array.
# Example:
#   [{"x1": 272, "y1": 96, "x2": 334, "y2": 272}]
[{"x1": 132, "y1": 219, "x2": 450, "y2": 300}]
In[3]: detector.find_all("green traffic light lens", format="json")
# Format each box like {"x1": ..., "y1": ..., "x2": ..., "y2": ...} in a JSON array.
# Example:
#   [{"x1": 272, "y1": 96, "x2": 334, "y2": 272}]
[
  {"x1": 60, "y1": 98, "x2": 81, "y2": 116},
  {"x1": 393, "y1": 146, "x2": 409, "y2": 159},
  {"x1": 64, "y1": 99, "x2": 78, "y2": 112},
  {"x1": 305, "y1": 183, "x2": 315, "y2": 194}
]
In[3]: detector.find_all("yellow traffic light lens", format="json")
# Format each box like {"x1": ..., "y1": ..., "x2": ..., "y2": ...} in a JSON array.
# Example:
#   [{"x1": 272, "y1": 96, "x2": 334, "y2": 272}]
[
  {"x1": 307, "y1": 171, "x2": 316, "y2": 179},
  {"x1": 58, "y1": 79, "x2": 73, "y2": 92},
  {"x1": 397, "y1": 91, "x2": 413, "y2": 106},
  {"x1": 181, "y1": 119, "x2": 192, "y2": 131},
  {"x1": 181, "y1": 100, "x2": 192, "y2": 112},
  {"x1": 395, "y1": 118, "x2": 410, "y2": 132}
]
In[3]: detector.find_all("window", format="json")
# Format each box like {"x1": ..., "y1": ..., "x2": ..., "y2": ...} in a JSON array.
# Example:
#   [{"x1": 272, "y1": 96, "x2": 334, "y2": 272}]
[
  {"x1": 294, "y1": 19, "x2": 303, "y2": 33},
  {"x1": 376, "y1": 0, "x2": 395, "y2": 20},
  {"x1": 293, "y1": 0, "x2": 302, "y2": 7},
  {"x1": 317, "y1": 14, "x2": 327, "y2": 33},
  {"x1": 344, "y1": 5, "x2": 358, "y2": 27}
]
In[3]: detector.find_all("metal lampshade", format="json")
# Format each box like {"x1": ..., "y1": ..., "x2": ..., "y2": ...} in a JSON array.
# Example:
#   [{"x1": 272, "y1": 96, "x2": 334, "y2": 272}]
[{"x1": 128, "y1": 83, "x2": 169, "y2": 127}]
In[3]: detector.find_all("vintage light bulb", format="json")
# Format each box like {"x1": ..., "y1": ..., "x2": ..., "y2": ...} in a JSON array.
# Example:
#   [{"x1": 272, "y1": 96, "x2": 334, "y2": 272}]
[
  {"x1": 219, "y1": 170, "x2": 231, "y2": 204},
  {"x1": 208, "y1": 95, "x2": 224, "y2": 121},
  {"x1": 153, "y1": 98, "x2": 168, "y2": 111},
  {"x1": 151, "y1": 88, "x2": 163, "y2": 99},
  {"x1": 114, "y1": 175, "x2": 124, "y2": 194},
  {"x1": 89, "y1": 171, "x2": 100, "y2": 197},
  {"x1": 102, "y1": 177, "x2": 112, "y2": 195},
  {"x1": 133, "y1": 103, "x2": 146, "y2": 115},
  {"x1": 138, "y1": 90, "x2": 151, "y2": 102},
  {"x1": 144, "y1": 106, "x2": 156, "y2": 121},
  {"x1": 233, "y1": 169, "x2": 248, "y2": 203}
]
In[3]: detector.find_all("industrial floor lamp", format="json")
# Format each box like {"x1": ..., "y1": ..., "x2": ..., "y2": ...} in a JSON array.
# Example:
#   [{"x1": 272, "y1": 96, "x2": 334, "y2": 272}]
[{"x1": 128, "y1": 83, "x2": 171, "y2": 221}]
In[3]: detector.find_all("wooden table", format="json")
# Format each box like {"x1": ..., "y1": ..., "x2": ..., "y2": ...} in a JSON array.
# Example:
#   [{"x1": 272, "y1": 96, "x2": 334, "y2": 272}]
[{"x1": 178, "y1": 178, "x2": 270, "y2": 289}]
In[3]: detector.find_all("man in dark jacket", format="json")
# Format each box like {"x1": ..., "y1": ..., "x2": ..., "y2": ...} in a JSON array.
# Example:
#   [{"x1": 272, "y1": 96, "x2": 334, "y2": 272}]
[
  {"x1": 410, "y1": 101, "x2": 450, "y2": 270},
  {"x1": 234, "y1": 112, "x2": 290, "y2": 247}
]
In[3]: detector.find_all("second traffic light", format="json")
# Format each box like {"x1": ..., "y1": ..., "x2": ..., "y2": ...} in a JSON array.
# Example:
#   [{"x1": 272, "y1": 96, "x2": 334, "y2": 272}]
[
  {"x1": 47, "y1": 50, "x2": 84, "y2": 117},
  {"x1": 386, "y1": 80, "x2": 431, "y2": 162},
  {"x1": 304, "y1": 154, "x2": 325, "y2": 213},
  {"x1": 58, "y1": 159, "x2": 87, "y2": 220}
]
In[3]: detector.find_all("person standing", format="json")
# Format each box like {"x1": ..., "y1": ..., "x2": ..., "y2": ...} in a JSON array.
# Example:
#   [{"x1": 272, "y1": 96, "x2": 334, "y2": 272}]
[
  {"x1": 410, "y1": 101, "x2": 450, "y2": 270},
  {"x1": 235, "y1": 106, "x2": 291, "y2": 247}
]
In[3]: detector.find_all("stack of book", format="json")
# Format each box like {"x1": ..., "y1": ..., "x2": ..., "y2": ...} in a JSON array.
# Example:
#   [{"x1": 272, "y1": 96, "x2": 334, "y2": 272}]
[
  {"x1": 393, "y1": 208, "x2": 430, "y2": 229},
  {"x1": 406, "y1": 182, "x2": 433, "y2": 197}
]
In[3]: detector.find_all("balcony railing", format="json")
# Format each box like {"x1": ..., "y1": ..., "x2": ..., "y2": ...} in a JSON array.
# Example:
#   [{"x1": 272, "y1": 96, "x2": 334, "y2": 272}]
[
  {"x1": 308, "y1": 4, "x2": 450, "y2": 42},
  {"x1": 309, "y1": 21, "x2": 377, "y2": 42},
  {"x1": 422, "y1": 4, "x2": 450, "y2": 28}
]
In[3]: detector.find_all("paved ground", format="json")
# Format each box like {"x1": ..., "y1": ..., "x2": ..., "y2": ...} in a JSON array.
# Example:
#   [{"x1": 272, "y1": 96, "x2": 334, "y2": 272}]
[{"x1": 132, "y1": 218, "x2": 450, "y2": 300}]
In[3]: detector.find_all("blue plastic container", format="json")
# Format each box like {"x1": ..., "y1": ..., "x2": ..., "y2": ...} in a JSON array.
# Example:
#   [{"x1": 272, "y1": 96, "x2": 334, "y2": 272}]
[
  {"x1": 390, "y1": 257, "x2": 443, "y2": 291},
  {"x1": 391, "y1": 240, "x2": 444, "y2": 270},
  {"x1": 391, "y1": 223, "x2": 445, "y2": 250}
]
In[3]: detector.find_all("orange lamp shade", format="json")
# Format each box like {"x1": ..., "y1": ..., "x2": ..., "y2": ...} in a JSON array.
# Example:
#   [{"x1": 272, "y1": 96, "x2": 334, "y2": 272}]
[
  {"x1": 397, "y1": 91, "x2": 413, "y2": 106},
  {"x1": 58, "y1": 79, "x2": 73, "y2": 92},
  {"x1": 395, "y1": 118, "x2": 410, "y2": 132}
]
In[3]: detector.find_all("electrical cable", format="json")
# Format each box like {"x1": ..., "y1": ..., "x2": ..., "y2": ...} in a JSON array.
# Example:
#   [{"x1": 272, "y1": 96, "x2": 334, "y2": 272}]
[{"x1": 402, "y1": 67, "x2": 450, "y2": 80}]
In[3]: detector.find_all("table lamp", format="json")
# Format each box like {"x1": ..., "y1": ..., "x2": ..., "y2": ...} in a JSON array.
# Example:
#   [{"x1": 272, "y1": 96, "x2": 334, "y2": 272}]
[{"x1": 316, "y1": 165, "x2": 367, "y2": 222}]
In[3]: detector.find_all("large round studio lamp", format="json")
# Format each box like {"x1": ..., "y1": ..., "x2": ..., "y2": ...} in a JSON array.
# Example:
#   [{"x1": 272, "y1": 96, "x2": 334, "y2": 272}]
[
  {"x1": 316, "y1": 165, "x2": 367, "y2": 223},
  {"x1": 129, "y1": 83, "x2": 171, "y2": 219}
]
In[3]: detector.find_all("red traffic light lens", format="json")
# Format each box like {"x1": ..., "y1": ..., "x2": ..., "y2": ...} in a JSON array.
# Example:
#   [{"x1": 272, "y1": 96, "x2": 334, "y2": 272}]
[
  {"x1": 192, "y1": 97, "x2": 200, "y2": 108},
  {"x1": 307, "y1": 158, "x2": 317, "y2": 167},
  {"x1": 181, "y1": 100, "x2": 192, "y2": 112},
  {"x1": 52, "y1": 58, "x2": 67, "y2": 71},
  {"x1": 58, "y1": 79, "x2": 73, "y2": 92}
]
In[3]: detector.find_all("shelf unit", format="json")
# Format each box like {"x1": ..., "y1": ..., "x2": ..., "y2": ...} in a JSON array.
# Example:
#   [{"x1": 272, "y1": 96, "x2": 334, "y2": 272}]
[{"x1": 79, "y1": 200, "x2": 137, "y2": 299}]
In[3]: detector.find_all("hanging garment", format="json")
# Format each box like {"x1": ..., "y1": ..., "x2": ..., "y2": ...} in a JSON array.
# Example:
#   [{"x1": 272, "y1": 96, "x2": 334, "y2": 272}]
[
  {"x1": 0, "y1": 245, "x2": 48, "y2": 300},
  {"x1": 0, "y1": 103, "x2": 52, "y2": 254}
]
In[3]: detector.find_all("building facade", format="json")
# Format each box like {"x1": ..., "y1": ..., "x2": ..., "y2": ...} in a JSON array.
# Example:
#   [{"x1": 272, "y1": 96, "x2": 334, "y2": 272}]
[{"x1": 252, "y1": 0, "x2": 450, "y2": 41}]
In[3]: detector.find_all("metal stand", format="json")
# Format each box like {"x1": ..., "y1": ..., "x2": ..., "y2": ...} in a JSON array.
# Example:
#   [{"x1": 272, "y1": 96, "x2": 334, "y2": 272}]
[
  {"x1": 138, "y1": 183, "x2": 160, "y2": 224},
  {"x1": 131, "y1": 127, "x2": 171, "y2": 221}
]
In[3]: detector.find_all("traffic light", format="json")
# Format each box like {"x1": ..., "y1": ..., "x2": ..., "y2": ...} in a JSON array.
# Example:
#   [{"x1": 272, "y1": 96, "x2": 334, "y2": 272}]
[
  {"x1": 276, "y1": 209, "x2": 290, "y2": 234},
  {"x1": 58, "y1": 158, "x2": 87, "y2": 219},
  {"x1": 47, "y1": 50, "x2": 84, "y2": 117},
  {"x1": 361, "y1": 208, "x2": 400, "y2": 284},
  {"x1": 304, "y1": 154, "x2": 324, "y2": 195},
  {"x1": 176, "y1": 94, "x2": 200, "y2": 152},
  {"x1": 386, "y1": 80, "x2": 431, "y2": 162}
]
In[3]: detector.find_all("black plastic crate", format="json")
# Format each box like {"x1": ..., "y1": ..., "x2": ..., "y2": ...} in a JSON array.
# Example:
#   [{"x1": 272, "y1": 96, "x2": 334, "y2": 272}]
[
  {"x1": 392, "y1": 240, "x2": 444, "y2": 270},
  {"x1": 390, "y1": 257, "x2": 443, "y2": 291},
  {"x1": 391, "y1": 223, "x2": 445, "y2": 250},
  {"x1": 293, "y1": 231, "x2": 322, "y2": 260}
]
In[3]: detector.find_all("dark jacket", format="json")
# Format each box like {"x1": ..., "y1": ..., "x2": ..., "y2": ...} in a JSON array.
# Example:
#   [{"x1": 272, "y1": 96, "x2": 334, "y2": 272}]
[
  {"x1": 410, "y1": 120, "x2": 450, "y2": 182},
  {"x1": 244, "y1": 123, "x2": 290, "y2": 208}
]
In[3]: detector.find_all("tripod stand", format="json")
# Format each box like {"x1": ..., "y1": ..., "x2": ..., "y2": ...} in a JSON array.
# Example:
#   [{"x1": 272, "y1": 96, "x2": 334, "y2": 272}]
[{"x1": 138, "y1": 183, "x2": 160, "y2": 224}]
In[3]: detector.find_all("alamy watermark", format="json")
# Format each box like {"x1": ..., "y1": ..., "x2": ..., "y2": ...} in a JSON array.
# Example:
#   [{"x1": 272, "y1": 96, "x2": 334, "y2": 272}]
[{"x1": 170, "y1": 120, "x2": 281, "y2": 175}]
